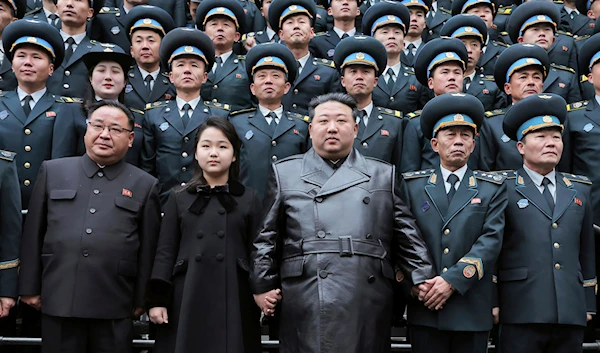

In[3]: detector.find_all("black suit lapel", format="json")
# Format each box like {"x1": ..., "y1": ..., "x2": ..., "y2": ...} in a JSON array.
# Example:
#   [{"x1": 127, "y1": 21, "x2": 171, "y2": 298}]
[
  {"x1": 26, "y1": 92, "x2": 55, "y2": 126},
  {"x1": 64, "y1": 37, "x2": 92, "y2": 68},
  {"x1": 515, "y1": 169, "x2": 553, "y2": 219},
  {"x1": 248, "y1": 110, "x2": 274, "y2": 138},
  {"x1": 360, "y1": 109, "x2": 383, "y2": 141},
  {"x1": 129, "y1": 67, "x2": 148, "y2": 101},
  {"x1": 4, "y1": 92, "x2": 27, "y2": 124},
  {"x1": 554, "y1": 174, "x2": 577, "y2": 221},
  {"x1": 163, "y1": 101, "x2": 185, "y2": 136},
  {"x1": 294, "y1": 56, "x2": 318, "y2": 86},
  {"x1": 424, "y1": 169, "x2": 449, "y2": 221},
  {"x1": 183, "y1": 104, "x2": 211, "y2": 136},
  {"x1": 583, "y1": 95, "x2": 600, "y2": 126},
  {"x1": 272, "y1": 112, "x2": 295, "y2": 140},
  {"x1": 149, "y1": 72, "x2": 171, "y2": 102},
  {"x1": 213, "y1": 55, "x2": 238, "y2": 83},
  {"x1": 391, "y1": 70, "x2": 410, "y2": 95},
  {"x1": 444, "y1": 170, "x2": 478, "y2": 226}
]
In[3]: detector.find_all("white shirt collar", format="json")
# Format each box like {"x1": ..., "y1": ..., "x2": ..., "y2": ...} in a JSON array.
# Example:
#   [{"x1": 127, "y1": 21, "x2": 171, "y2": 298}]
[
  {"x1": 17, "y1": 87, "x2": 46, "y2": 104},
  {"x1": 176, "y1": 96, "x2": 201, "y2": 112},
  {"x1": 440, "y1": 163, "x2": 468, "y2": 191},
  {"x1": 218, "y1": 50, "x2": 233, "y2": 64},
  {"x1": 405, "y1": 38, "x2": 422, "y2": 51},
  {"x1": 564, "y1": 6, "x2": 578, "y2": 14},
  {"x1": 431, "y1": 1, "x2": 438, "y2": 12},
  {"x1": 59, "y1": 30, "x2": 86, "y2": 45},
  {"x1": 43, "y1": 7, "x2": 57, "y2": 19},
  {"x1": 466, "y1": 71, "x2": 476, "y2": 82},
  {"x1": 595, "y1": 95, "x2": 600, "y2": 107},
  {"x1": 266, "y1": 27, "x2": 277, "y2": 41},
  {"x1": 384, "y1": 62, "x2": 401, "y2": 77},
  {"x1": 297, "y1": 52, "x2": 311, "y2": 70},
  {"x1": 523, "y1": 164, "x2": 556, "y2": 188},
  {"x1": 259, "y1": 104, "x2": 284, "y2": 119},
  {"x1": 139, "y1": 67, "x2": 160, "y2": 81},
  {"x1": 360, "y1": 101, "x2": 374, "y2": 119},
  {"x1": 333, "y1": 27, "x2": 356, "y2": 38}
]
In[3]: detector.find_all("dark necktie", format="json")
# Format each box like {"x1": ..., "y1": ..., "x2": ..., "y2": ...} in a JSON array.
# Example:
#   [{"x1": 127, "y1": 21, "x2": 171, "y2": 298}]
[
  {"x1": 542, "y1": 177, "x2": 555, "y2": 213},
  {"x1": 214, "y1": 56, "x2": 223, "y2": 77},
  {"x1": 49, "y1": 13, "x2": 59, "y2": 28},
  {"x1": 144, "y1": 75, "x2": 154, "y2": 98},
  {"x1": 447, "y1": 173, "x2": 459, "y2": 202},
  {"x1": 182, "y1": 103, "x2": 191, "y2": 128},
  {"x1": 570, "y1": 11, "x2": 578, "y2": 19},
  {"x1": 272, "y1": 33, "x2": 280, "y2": 42},
  {"x1": 406, "y1": 43, "x2": 415, "y2": 64},
  {"x1": 297, "y1": 61, "x2": 302, "y2": 75},
  {"x1": 385, "y1": 68, "x2": 395, "y2": 90},
  {"x1": 357, "y1": 109, "x2": 367, "y2": 138},
  {"x1": 267, "y1": 111, "x2": 278, "y2": 133},
  {"x1": 22, "y1": 95, "x2": 33, "y2": 117},
  {"x1": 463, "y1": 76, "x2": 471, "y2": 92},
  {"x1": 64, "y1": 37, "x2": 75, "y2": 63},
  {"x1": 341, "y1": 33, "x2": 349, "y2": 39}
]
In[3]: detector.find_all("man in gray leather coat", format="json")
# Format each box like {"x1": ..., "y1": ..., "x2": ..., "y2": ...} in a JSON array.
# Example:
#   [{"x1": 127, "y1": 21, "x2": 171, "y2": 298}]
[{"x1": 251, "y1": 92, "x2": 435, "y2": 353}]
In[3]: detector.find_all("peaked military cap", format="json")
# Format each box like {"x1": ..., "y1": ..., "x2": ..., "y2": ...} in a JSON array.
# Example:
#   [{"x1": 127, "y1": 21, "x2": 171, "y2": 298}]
[
  {"x1": 440, "y1": 14, "x2": 488, "y2": 45},
  {"x1": 195, "y1": 0, "x2": 247, "y2": 33},
  {"x1": 333, "y1": 35, "x2": 388, "y2": 76},
  {"x1": 126, "y1": 5, "x2": 176, "y2": 38},
  {"x1": 579, "y1": 33, "x2": 600, "y2": 75},
  {"x1": 2, "y1": 0, "x2": 26, "y2": 19},
  {"x1": 401, "y1": 0, "x2": 431, "y2": 12},
  {"x1": 503, "y1": 93, "x2": 566, "y2": 141},
  {"x1": 52, "y1": 0, "x2": 105, "y2": 17},
  {"x1": 493, "y1": 43, "x2": 549, "y2": 91},
  {"x1": 413, "y1": 37, "x2": 468, "y2": 85},
  {"x1": 245, "y1": 43, "x2": 298, "y2": 83},
  {"x1": 451, "y1": 0, "x2": 498, "y2": 16},
  {"x1": 82, "y1": 42, "x2": 132, "y2": 73},
  {"x1": 421, "y1": 92, "x2": 485, "y2": 139},
  {"x1": 159, "y1": 27, "x2": 215, "y2": 70},
  {"x1": 507, "y1": 0, "x2": 560, "y2": 44},
  {"x1": 3, "y1": 19, "x2": 64, "y2": 67},
  {"x1": 268, "y1": 0, "x2": 317, "y2": 32},
  {"x1": 361, "y1": 1, "x2": 411, "y2": 36}
]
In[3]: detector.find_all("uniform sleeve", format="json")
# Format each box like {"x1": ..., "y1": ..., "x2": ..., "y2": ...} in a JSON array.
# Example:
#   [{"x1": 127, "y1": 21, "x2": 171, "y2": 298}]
[
  {"x1": 580, "y1": 186, "x2": 596, "y2": 314},
  {"x1": 0, "y1": 161, "x2": 22, "y2": 299},
  {"x1": 557, "y1": 114, "x2": 572, "y2": 173},
  {"x1": 400, "y1": 118, "x2": 423, "y2": 173},
  {"x1": 141, "y1": 112, "x2": 157, "y2": 177},
  {"x1": 441, "y1": 182, "x2": 507, "y2": 295},
  {"x1": 51, "y1": 103, "x2": 81, "y2": 159},
  {"x1": 567, "y1": 72, "x2": 582, "y2": 104},
  {"x1": 478, "y1": 118, "x2": 496, "y2": 172}
]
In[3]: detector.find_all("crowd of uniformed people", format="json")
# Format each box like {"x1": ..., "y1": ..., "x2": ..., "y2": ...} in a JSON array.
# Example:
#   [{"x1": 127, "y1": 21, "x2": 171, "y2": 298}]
[{"x1": 0, "y1": 0, "x2": 598, "y2": 351}]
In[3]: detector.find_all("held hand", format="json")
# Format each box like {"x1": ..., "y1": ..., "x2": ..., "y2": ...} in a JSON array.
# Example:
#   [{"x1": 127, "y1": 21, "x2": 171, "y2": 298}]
[
  {"x1": 416, "y1": 282, "x2": 433, "y2": 302},
  {"x1": 149, "y1": 307, "x2": 169, "y2": 324},
  {"x1": 492, "y1": 307, "x2": 500, "y2": 324},
  {"x1": 244, "y1": 36, "x2": 256, "y2": 51},
  {"x1": 0, "y1": 297, "x2": 15, "y2": 317},
  {"x1": 423, "y1": 276, "x2": 454, "y2": 310},
  {"x1": 587, "y1": 314, "x2": 593, "y2": 322},
  {"x1": 253, "y1": 289, "x2": 282, "y2": 316},
  {"x1": 132, "y1": 307, "x2": 145, "y2": 318},
  {"x1": 21, "y1": 295, "x2": 41, "y2": 311}
]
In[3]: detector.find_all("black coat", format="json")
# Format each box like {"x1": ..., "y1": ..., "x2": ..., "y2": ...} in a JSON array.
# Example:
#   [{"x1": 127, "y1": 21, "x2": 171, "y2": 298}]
[
  {"x1": 147, "y1": 181, "x2": 262, "y2": 353},
  {"x1": 0, "y1": 151, "x2": 21, "y2": 299},
  {"x1": 18, "y1": 154, "x2": 161, "y2": 319}
]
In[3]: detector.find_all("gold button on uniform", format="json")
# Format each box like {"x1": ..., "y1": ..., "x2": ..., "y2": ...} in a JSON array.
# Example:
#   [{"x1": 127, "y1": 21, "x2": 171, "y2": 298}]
[
  {"x1": 213, "y1": 85, "x2": 218, "y2": 89},
  {"x1": 24, "y1": 129, "x2": 31, "y2": 135},
  {"x1": 554, "y1": 243, "x2": 560, "y2": 249},
  {"x1": 444, "y1": 229, "x2": 450, "y2": 235},
  {"x1": 25, "y1": 145, "x2": 31, "y2": 151},
  {"x1": 555, "y1": 263, "x2": 561, "y2": 270},
  {"x1": 442, "y1": 267, "x2": 448, "y2": 273},
  {"x1": 24, "y1": 180, "x2": 30, "y2": 186},
  {"x1": 443, "y1": 248, "x2": 449, "y2": 254},
  {"x1": 552, "y1": 223, "x2": 558, "y2": 228},
  {"x1": 24, "y1": 162, "x2": 30, "y2": 168}
]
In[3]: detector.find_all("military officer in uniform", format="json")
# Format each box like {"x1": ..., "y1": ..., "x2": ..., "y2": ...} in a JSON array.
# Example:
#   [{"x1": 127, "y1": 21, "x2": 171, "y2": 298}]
[
  {"x1": 93, "y1": 0, "x2": 147, "y2": 53},
  {"x1": 124, "y1": 5, "x2": 176, "y2": 112},
  {"x1": 507, "y1": 0, "x2": 582, "y2": 103},
  {"x1": 333, "y1": 35, "x2": 405, "y2": 170},
  {"x1": 308, "y1": 0, "x2": 362, "y2": 59},
  {"x1": 399, "y1": 93, "x2": 507, "y2": 353},
  {"x1": 0, "y1": 0, "x2": 26, "y2": 93},
  {"x1": 401, "y1": 0, "x2": 429, "y2": 67},
  {"x1": 243, "y1": 0, "x2": 280, "y2": 47},
  {"x1": 479, "y1": 43, "x2": 550, "y2": 171},
  {"x1": 196, "y1": 0, "x2": 253, "y2": 111},
  {"x1": 141, "y1": 28, "x2": 230, "y2": 205},
  {"x1": 362, "y1": 1, "x2": 429, "y2": 115},
  {"x1": 423, "y1": 0, "x2": 452, "y2": 42},
  {"x1": 440, "y1": 14, "x2": 508, "y2": 111},
  {"x1": 230, "y1": 43, "x2": 310, "y2": 198},
  {"x1": 45, "y1": 0, "x2": 103, "y2": 98},
  {"x1": 24, "y1": 0, "x2": 60, "y2": 29},
  {"x1": 558, "y1": 0, "x2": 594, "y2": 37},
  {"x1": 268, "y1": 0, "x2": 341, "y2": 116},
  {"x1": 401, "y1": 37, "x2": 471, "y2": 172},
  {"x1": 19, "y1": 100, "x2": 161, "y2": 353},
  {"x1": 496, "y1": 93, "x2": 595, "y2": 353}
]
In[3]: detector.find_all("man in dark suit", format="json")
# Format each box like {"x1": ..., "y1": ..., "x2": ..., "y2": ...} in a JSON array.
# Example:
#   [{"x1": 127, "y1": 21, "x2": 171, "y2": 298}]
[
  {"x1": 363, "y1": 1, "x2": 429, "y2": 115},
  {"x1": 123, "y1": 5, "x2": 176, "y2": 111},
  {"x1": 0, "y1": 0, "x2": 26, "y2": 93},
  {"x1": 496, "y1": 93, "x2": 595, "y2": 353},
  {"x1": 268, "y1": 0, "x2": 342, "y2": 116},
  {"x1": 334, "y1": 35, "x2": 405, "y2": 170},
  {"x1": 19, "y1": 100, "x2": 161, "y2": 353},
  {"x1": 196, "y1": 0, "x2": 253, "y2": 111},
  {"x1": 230, "y1": 43, "x2": 310, "y2": 198},
  {"x1": 141, "y1": 28, "x2": 230, "y2": 205},
  {"x1": 400, "y1": 93, "x2": 507, "y2": 353},
  {"x1": 309, "y1": 0, "x2": 361, "y2": 59}
]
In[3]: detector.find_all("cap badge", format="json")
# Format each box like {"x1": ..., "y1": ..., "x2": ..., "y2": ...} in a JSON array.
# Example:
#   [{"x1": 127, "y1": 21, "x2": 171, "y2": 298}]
[
  {"x1": 356, "y1": 52, "x2": 365, "y2": 59},
  {"x1": 27, "y1": 37, "x2": 37, "y2": 43},
  {"x1": 542, "y1": 115, "x2": 553, "y2": 123},
  {"x1": 184, "y1": 46, "x2": 194, "y2": 52},
  {"x1": 264, "y1": 56, "x2": 273, "y2": 62},
  {"x1": 465, "y1": 27, "x2": 473, "y2": 32},
  {"x1": 446, "y1": 52, "x2": 455, "y2": 58},
  {"x1": 289, "y1": 5, "x2": 297, "y2": 10},
  {"x1": 143, "y1": 18, "x2": 152, "y2": 24},
  {"x1": 454, "y1": 114, "x2": 464, "y2": 121}
]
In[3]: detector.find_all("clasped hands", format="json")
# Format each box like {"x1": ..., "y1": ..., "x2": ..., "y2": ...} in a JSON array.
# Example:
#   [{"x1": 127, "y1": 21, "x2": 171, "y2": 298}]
[
  {"x1": 412, "y1": 276, "x2": 455, "y2": 311},
  {"x1": 253, "y1": 289, "x2": 282, "y2": 316}
]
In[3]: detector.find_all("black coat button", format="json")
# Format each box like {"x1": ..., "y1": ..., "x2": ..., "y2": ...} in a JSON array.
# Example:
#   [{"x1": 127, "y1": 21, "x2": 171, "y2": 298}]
[
  {"x1": 217, "y1": 230, "x2": 225, "y2": 238},
  {"x1": 319, "y1": 270, "x2": 328, "y2": 279},
  {"x1": 368, "y1": 275, "x2": 376, "y2": 284},
  {"x1": 82, "y1": 250, "x2": 89, "y2": 257},
  {"x1": 363, "y1": 197, "x2": 370, "y2": 204},
  {"x1": 197, "y1": 232, "x2": 204, "y2": 239},
  {"x1": 195, "y1": 254, "x2": 202, "y2": 262},
  {"x1": 218, "y1": 208, "x2": 225, "y2": 214},
  {"x1": 216, "y1": 254, "x2": 224, "y2": 261}
]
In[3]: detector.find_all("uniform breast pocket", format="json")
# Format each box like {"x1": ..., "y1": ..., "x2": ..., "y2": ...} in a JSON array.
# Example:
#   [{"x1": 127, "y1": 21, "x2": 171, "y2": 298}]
[
  {"x1": 50, "y1": 190, "x2": 77, "y2": 200},
  {"x1": 114, "y1": 197, "x2": 141, "y2": 213}
]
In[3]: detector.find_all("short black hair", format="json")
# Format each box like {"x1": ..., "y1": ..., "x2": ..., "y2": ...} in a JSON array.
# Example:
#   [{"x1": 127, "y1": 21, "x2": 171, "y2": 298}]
[
  {"x1": 86, "y1": 100, "x2": 135, "y2": 130},
  {"x1": 308, "y1": 92, "x2": 360, "y2": 122}
]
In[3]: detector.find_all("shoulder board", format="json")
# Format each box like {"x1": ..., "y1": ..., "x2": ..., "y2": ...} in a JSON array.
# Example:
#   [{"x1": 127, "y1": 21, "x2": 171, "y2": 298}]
[
  {"x1": 315, "y1": 58, "x2": 335, "y2": 68},
  {"x1": 473, "y1": 170, "x2": 506, "y2": 184},
  {"x1": 377, "y1": 106, "x2": 402, "y2": 118},
  {"x1": 581, "y1": 74, "x2": 588, "y2": 83},
  {"x1": 317, "y1": 4, "x2": 325, "y2": 9},
  {"x1": 575, "y1": 35, "x2": 590, "y2": 42},
  {"x1": 557, "y1": 30, "x2": 573, "y2": 36},
  {"x1": 0, "y1": 150, "x2": 16, "y2": 162},
  {"x1": 237, "y1": 55, "x2": 246, "y2": 60},
  {"x1": 130, "y1": 108, "x2": 144, "y2": 115},
  {"x1": 98, "y1": 6, "x2": 120, "y2": 14},
  {"x1": 161, "y1": 71, "x2": 169, "y2": 77},
  {"x1": 288, "y1": 111, "x2": 310, "y2": 122},
  {"x1": 24, "y1": 7, "x2": 43, "y2": 16},
  {"x1": 551, "y1": 63, "x2": 575, "y2": 74},
  {"x1": 440, "y1": 7, "x2": 451, "y2": 14},
  {"x1": 560, "y1": 172, "x2": 592, "y2": 184},
  {"x1": 403, "y1": 66, "x2": 415, "y2": 73},
  {"x1": 500, "y1": 31, "x2": 509, "y2": 36},
  {"x1": 482, "y1": 75, "x2": 495, "y2": 81},
  {"x1": 497, "y1": 6, "x2": 512, "y2": 15},
  {"x1": 567, "y1": 100, "x2": 588, "y2": 111},
  {"x1": 230, "y1": 107, "x2": 256, "y2": 116},
  {"x1": 494, "y1": 170, "x2": 516, "y2": 179},
  {"x1": 314, "y1": 32, "x2": 327, "y2": 37},
  {"x1": 485, "y1": 108, "x2": 507, "y2": 117},
  {"x1": 406, "y1": 110, "x2": 422, "y2": 119},
  {"x1": 493, "y1": 40, "x2": 510, "y2": 47},
  {"x1": 402, "y1": 169, "x2": 434, "y2": 179},
  {"x1": 145, "y1": 101, "x2": 169, "y2": 110},
  {"x1": 204, "y1": 101, "x2": 230, "y2": 111},
  {"x1": 56, "y1": 96, "x2": 83, "y2": 103},
  {"x1": 553, "y1": 0, "x2": 564, "y2": 4}
]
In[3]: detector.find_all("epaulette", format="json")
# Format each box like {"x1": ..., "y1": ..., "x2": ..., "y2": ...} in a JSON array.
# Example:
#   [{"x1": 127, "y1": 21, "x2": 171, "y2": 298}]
[
  {"x1": 229, "y1": 107, "x2": 256, "y2": 116},
  {"x1": 551, "y1": 63, "x2": 575, "y2": 74},
  {"x1": 24, "y1": 7, "x2": 42, "y2": 16},
  {"x1": 484, "y1": 108, "x2": 507, "y2": 117},
  {"x1": 402, "y1": 66, "x2": 415, "y2": 75},
  {"x1": 98, "y1": 6, "x2": 120, "y2": 14},
  {"x1": 204, "y1": 101, "x2": 230, "y2": 110},
  {"x1": 161, "y1": 71, "x2": 169, "y2": 77},
  {"x1": 56, "y1": 96, "x2": 83, "y2": 103},
  {"x1": 575, "y1": 35, "x2": 590, "y2": 42},
  {"x1": 402, "y1": 169, "x2": 434, "y2": 179},
  {"x1": 314, "y1": 32, "x2": 328, "y2": 37},
  {"x1": 493, "y1": 40, "x2": 510, "y2": 47},
  {"x1": 553, "y1": 0, "x2": 564, "y2": 4},
  {"x1": 482, "y1": 75, "x2": 495, "y2": 81},
  {"x1": 560, "y1": 172, "x2": 592, "y2": 185},
  {"x1": 440, "y1": 7, "x2": 451, "y2": 14},
  {"x1": 473, "y1": 170, "x2": 506, "y2": 184},
  {"x1": 315, "y1": 58, "x2": 335, "y2": 68},
  {"x1": 237, "y1": 55, "x2": 246, "y2": 60},
  {"x1": 288, "y1": 111, "x2": 310, "y2": 122},
  {"x1": 0, "y1": 150, "x2": 16, "y2": 162},
  {"x1": 557, "y1": 30, "x2": 573, "y2": 37},
  {"x1": 581, "y1": 74, "x2": 589, "y2": 83},
  {"x1": 406, "y1": 110, "x2": 421, "y2": 119},
  {"x1": 377, "y1": 106, "x2": 402, "y2": 118},
  {"x1": 497, "y1": 6, "x2": 512, "y2": 15},
  {"x1": 494, "y1": 170, "x2": 516, "y2": 179},
  {"x1": 567, "y1": 100, "x2": 588, "y2": 111},
  {"x1": 130, "y1": 108, "x2": 144, "y2": 115},
  {"x1": 145, "y1": 101, "x2": 169, "y2": 110}
]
